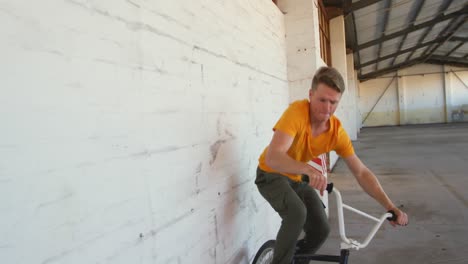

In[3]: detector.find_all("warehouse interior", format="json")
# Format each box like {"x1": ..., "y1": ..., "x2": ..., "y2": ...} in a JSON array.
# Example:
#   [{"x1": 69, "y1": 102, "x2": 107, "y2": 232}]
[{"x1": 1, "y1": 0, "x2": 467, "y2": 263}]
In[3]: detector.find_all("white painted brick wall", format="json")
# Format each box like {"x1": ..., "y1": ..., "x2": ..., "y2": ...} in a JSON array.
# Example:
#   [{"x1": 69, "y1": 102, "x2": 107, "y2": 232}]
[{"x1": 0, "y1": 1, "x2": 288, "y2": 263}]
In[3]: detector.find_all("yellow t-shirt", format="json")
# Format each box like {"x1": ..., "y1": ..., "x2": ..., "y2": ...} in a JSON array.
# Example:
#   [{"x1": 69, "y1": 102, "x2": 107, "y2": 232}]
[{"x1": 258, "y1": 99, "x2": 355, "y2": 182}]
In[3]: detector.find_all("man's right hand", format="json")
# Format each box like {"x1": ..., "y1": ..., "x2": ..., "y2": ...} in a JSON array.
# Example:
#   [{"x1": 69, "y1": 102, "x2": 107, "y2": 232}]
[{"x1": 306, "y1": 167, "x2": 327, "y2": 195}]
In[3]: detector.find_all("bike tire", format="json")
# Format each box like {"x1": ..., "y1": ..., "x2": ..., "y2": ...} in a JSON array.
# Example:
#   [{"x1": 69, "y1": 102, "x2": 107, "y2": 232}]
[{"x1": 252, "y1": 240, "x2": 275, "y2": 264}]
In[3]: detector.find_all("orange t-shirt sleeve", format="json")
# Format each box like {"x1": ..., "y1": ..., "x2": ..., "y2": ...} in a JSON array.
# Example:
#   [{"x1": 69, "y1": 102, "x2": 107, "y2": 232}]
[
  {"x1": 334, "y1": 125, "x2": 355, "y2": 158},
  {"x1": 272, "y1": 103, "x2": 302, "y2": 137}
]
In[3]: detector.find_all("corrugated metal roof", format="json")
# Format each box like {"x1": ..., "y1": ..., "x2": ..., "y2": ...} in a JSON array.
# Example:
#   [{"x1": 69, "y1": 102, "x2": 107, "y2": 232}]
[{"x1": 325, "y1": 0, "x2": 468, "y2": 80}]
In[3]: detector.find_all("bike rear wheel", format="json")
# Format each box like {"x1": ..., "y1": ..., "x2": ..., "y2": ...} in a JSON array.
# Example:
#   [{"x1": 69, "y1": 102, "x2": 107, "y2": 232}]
[{"x1": 252, "y1": 240, "x2": 275, "y2": 264}]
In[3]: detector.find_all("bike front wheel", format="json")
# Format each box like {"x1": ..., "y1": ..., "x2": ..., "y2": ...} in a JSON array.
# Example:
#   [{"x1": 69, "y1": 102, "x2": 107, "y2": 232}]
[{"x1": 252, "y1": 240, "x2": 275, "y2": 264}]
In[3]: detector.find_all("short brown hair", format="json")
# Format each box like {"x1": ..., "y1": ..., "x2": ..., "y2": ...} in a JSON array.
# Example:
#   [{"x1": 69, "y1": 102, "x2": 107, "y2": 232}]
[{"x1": 311, "y1": 67, "x2": 345, "y2": 93}]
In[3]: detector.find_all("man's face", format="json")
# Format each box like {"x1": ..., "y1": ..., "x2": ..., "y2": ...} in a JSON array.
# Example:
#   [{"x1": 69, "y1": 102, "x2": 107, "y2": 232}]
[{"x1": 309, "y1": 83, "x2": 342, "y2": 123}]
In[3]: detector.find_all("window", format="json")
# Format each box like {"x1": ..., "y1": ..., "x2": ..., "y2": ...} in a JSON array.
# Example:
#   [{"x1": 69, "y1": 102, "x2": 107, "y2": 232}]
[{"x1": 318, "y1": 0, "x2": 331, "y2": 65}]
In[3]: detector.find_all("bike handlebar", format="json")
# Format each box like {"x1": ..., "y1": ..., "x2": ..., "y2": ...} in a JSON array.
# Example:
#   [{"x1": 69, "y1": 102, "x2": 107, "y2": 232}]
[
  {"x1": 326, "y1": 182, "x2": 397, "y2": 223},
  {"x1": 387, "y1": 210, "x2": 397, "y2": 222}
]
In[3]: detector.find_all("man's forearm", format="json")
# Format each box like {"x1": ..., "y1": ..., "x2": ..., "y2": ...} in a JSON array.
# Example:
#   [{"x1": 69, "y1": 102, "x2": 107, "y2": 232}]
[
  {"x1": 265, "y1": 151, "x2": 311, "y2": 175},
  {"x1": 356, "y1": 168, "x2": 395, "y2": 210}
]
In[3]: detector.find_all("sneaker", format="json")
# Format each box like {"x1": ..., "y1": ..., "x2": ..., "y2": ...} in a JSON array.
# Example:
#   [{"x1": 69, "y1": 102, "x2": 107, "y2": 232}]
[
  {"x1": 294, "y1": 239, "x2": 309, "y2": 264},
  {"x1": 295, "y1": 239, "x2": 306, "y2": 253}
]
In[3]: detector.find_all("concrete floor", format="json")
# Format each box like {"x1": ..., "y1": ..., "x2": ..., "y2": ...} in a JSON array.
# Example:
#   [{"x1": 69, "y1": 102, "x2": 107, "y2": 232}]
[{"x1": 316, "y1": 123, "x2": 468, "y2": 264}]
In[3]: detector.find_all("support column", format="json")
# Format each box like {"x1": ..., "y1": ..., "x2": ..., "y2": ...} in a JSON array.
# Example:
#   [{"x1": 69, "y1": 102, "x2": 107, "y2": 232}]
[
  {"x1": 397, "y1": 71, "x2": 406, "y2": 125},
  {"x1": 346, "y1": 53, "x2": 358, "y2": 140},
  {"x1": 329, "y1": 15, "x2": 351, "y2": 168},
  {"x1": 278, "y1": 0, "x2": 322, "y2": 102},
  {"x1": 355, "y1": 70, "x2": 361, "y2": 133},
  {"x1": 278, "y1": 0, "x2": 329, "y2": 211},
  {"x1": 443, "y1": 65, "x2": 452, "y2": 122},
  {"x1": 330, "y1": 16, "x2": 348, "y2": 84}
]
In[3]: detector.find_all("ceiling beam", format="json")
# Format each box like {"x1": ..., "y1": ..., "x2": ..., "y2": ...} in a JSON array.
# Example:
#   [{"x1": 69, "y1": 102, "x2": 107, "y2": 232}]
[
  {"x1": 345, "y1": 12, "x2": 358, "y2": 65},
  {"x1": 359, "y1": 36, "x2": 447, "y2": 68},
  {"x1": 427, "y1": 56, "x2": 468, "y2": 67},
  {"x1": 352, "y1": 12, "x2": 361, "y2": 74},
  {"x1": 426, "y1": 61, "x2": 468, "y2": 68},
  {"x1": 445, "y1": 42, "x2": 465, "y2": 57},
  {"x1": 322, "y1": 0, "x2": 345, "y2": 8},
  {"x1": 357, "y1": 5, "x2": 466, "y2": 51},
  {"x1": 360, "y1": 55, "x2": 468, "y2": 80},
  {"x1": 361, "y1": 14, "x2": 467, "y2": 80},
  {"x1": 344, "y1": 19, "x2": 354, "y2": 49},
  {"x1": 359, "y1": 34, "x2": 468, "y2": 80},
  {"x1": 345, "y1": 0, "x2": 362, "y2": 74},
  {"x1": 349, "y1": 0, "x2": 381, "y2": 13},
  {"x1": 359, "y1": 57, "x2": 425, "y2": 80},
  {"x1": 422, "y1": 15, "x2": 467, "y2": 61},
  {"x1": 343, "y1": 0, "x2": 352, "y2": 12},
  {"x1": 406, "y1": 0, "x2": 453, "y2": 60},
  {"x1": 344, "y1": 0, "x2": 355, "y2": 48},
  {"x1": 450, "y1": 36, "x2": 468, "y2": 42},
  {"x1": 430, "y1": 55, "x2": 468, "y2": 64},
  {"x1": 390, "y1": 0, "x2": 426, "y2": 66},
  {"x1": 376, "y1": 0, "x2": 392, "y2": 71}
]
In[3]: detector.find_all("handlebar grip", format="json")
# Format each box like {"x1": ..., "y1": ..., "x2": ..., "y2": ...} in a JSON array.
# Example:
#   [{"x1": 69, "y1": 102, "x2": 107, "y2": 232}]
[
  {"x1": 387, "y1": 210, "x2": 397, "y2": 222},
  {"x1": 301, "y1": 175, "x2": 333, "y2": 194}
]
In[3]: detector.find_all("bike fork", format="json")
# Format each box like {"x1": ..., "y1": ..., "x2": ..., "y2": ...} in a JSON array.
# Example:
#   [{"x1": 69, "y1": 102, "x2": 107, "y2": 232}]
[{"x1": 339, "y1": 249, "x2": 349, "y2": 264}]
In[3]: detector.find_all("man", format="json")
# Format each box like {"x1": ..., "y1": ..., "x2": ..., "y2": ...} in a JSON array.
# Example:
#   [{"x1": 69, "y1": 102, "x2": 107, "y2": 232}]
[{"x1": 255, "y1": 67, "x2": 408, "y2": 264}]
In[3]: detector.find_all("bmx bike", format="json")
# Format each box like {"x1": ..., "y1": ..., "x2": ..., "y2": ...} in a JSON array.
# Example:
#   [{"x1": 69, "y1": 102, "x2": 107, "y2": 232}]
[{"x1": 252, "y1": 183, "x2": 396, "y2": 264}]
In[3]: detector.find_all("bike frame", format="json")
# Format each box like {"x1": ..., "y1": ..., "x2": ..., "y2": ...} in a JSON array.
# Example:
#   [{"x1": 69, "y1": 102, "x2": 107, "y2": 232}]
[
  {"x1": 332, "y1": 187, "x2": 393, "y2": 250},
  {"x1": 293, "y1": 185, "x2": 394, "y2": 264},
  {"x1": 252, "y1": 183, "x2": 396, "y2": 264}
]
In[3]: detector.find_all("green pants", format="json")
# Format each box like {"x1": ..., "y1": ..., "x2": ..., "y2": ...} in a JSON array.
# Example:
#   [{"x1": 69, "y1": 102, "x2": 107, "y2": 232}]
[{"x1": 255, "y1": 167, "x2": 330, "y2": 264}]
